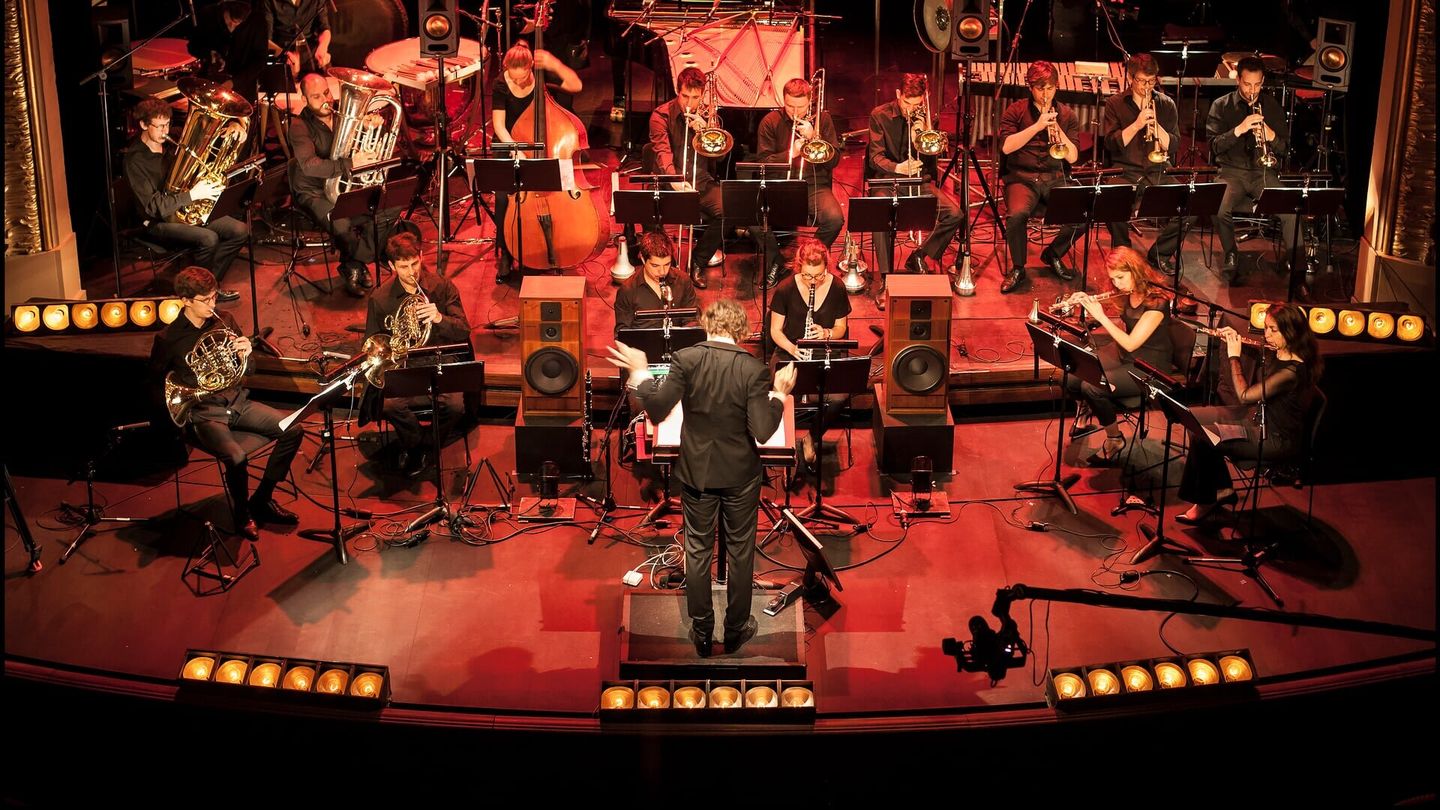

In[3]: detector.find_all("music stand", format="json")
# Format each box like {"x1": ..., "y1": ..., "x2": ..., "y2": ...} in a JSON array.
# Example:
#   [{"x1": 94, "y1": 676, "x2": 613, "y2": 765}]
[
  {"x1": 286, "y1": 370, "x2": 366, "y2": 564},
  {"x1": 1045, "y1": 183, "x2": 1137, "y2": 293},
  {"x1": 1015, "y1": 322, "x2": 1104, "y2": 515},
  {"x1": 1135, "y1": 180, "x2": 1225, "y2": 310},
  {"x1": 365, "y1": 171, "x2": 421, "y2": 285},
  {"x1": 1152, "y1": 48, "x2": 1225, "y2": 167},
  {"x1": 1254, "y1": 187, "x2": 1344, "y2": 301},
  {"x1": 789, "y1": 348, "x2": 866, "y2": 529},
  {"x1": 470, "y1": 152, "x2": 564, "y2": 274},
  {"x1": 612, "y1": 184, "x2": 703, "y2": 271},
  {"x1": 383, "y1": 353, "x2": 485, "y2": 537},
  {"x1": 1129, "y1": 384, "x2": 1208, "y2": 565},
  {"x1": 760, "y1": 503, "x2": 844, "y2": 617},
  {"x1": 616, "y1": 325, "x2": 706, "y2": 364},
  {"x1": 207, "y1": 169, "x2": 279, "y2": 355},
  {"x1": 849, "y1": 180, "x2": 936, "y2": 305},
  {"x1": 723, "y1": 169, "x2": 808, "y2": 356},
  {"x1": 329, "y1": 167, "x2": 409, "y2": 282}
]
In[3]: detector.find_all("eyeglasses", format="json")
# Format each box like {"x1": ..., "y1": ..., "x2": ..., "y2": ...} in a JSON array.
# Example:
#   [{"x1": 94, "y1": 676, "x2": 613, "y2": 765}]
[
  {"x1": 190, "y1": 293, "x2": 219, "y2": 305},
  {"x1": 1130, "y1": 77, "x2": 1158, "y2": 88}
]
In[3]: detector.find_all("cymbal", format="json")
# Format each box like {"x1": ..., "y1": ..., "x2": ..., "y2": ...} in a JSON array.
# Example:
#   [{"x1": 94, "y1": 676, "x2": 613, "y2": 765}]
[
  {"x1": 176, "y1": 77, "x2": 253, "y2": 118},
  {"x1": 914, "y1": 0, "x2": 952, "y2": 53}
]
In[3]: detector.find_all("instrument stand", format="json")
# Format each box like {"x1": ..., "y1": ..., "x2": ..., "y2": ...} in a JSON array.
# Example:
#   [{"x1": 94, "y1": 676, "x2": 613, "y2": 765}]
[
  {"x1": 183, "y1": 519, "x2": 260, "y2": 596},
  {"x1": 470, "y1": 150, "x2": 560, "y2": 275},
  {"x1": 1254, "y1": 186, "x2": 1344, "y2": 302},
  {"x1": 59, "y1": 427, "x2": 151, "y2": 564},
  {"x1": 1121, "y1": 377, "x2": 1203, "y2": 567},
  {"x1": 1134, "y1": 178, "x2": 1224, "y2": 311},
  {"x1": 1110, "y1": 360, "x2": 1185, "y2": 518},
  {"x1": 941, "y1": 59, "x2": 1004, "y2": 291},
  {"x1": 385, "y1": 356, "x2": 486, "y2": 538},
  {"x1": 286, "y1": 370, "x2": 369, "y2": 564},
  {"x1": 788, "y1": 350, "x2": 867, "y2": 531},
  {"x1": 5, "y1": 465, "x2": 43, "y2": 574},
  {"x1": 81, "y1": 5, "x2": 191, "y2": 297},
  {"x1": 849, "y1": 180, "x2": 935, "y2": 308},
  {"x1": 723, "y1": 167, "x2": 807, "y2": 358},
  {"x1": 583, "y1": 391, "x2": 626, "y2": 544},
  {"x1": 1015, "y1": 322, "x2": 1103, "y2": 515},
  {"x1": 1045, "y1": 181, "x2": 1137, "y2": 293}
]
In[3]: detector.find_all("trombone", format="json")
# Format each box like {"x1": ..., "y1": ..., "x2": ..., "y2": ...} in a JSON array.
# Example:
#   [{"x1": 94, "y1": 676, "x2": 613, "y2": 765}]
[
  {"x1": 788, "y1": 69, "x2": 835, "y2": 182},
  {"x1": 907, "y1": 92, "x2": 947, "y2": 163}
]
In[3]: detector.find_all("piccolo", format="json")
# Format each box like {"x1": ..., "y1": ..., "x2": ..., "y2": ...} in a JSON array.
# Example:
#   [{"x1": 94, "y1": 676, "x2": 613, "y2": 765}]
[
  {"x1": 1179, "y1": 319, "x2": 1266, "y2": 347},
  {"x1": 1050, "y1": 290, "x2": 1125, "y2": 314}
]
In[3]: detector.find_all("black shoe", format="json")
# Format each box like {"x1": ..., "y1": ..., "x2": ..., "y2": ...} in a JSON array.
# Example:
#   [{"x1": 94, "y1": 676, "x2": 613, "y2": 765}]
[
  {"x1": 723, "y1": 616, "x2": 758, "y2": 653},
  {"x1": 1000, "y1": 268, "x2": 1026, "y2": 294},
  {"x1": 689, "y1": 626, "x2": 712, "y2": 658},
  {"x1": 905, "y1": 253, "x2": 932, "y2": 274},
  {"x1": 1083, "y1": 435, "x2": 1127, "y2": 468},
  {"x1": 1041, "y1": 250, "x2": 1075, "y2": 281},
  {"x1": 356, "y1": 265, "x2": 374, "y2": 289},
  {"x1": 215, "y1": 288, "x2": 241, "y2": 303},
  {"x1": 1222, "y1": 250, "x2": 1239, "y2": 280},
  {"x1": 249, "y1": 498, "x2": 299, "y2": 525},
  {"x1": 1069, "y1": 422, "x2": 1102, "y2": 441},
  {"x1": 689, "y1": 265, "x2": 708, "y2": 290},
  {"x1": 495, "y1": 254, "x2": 513, "y2": 283},
  {"x1": 764, "y1": 260, "x2": 787, "y2": 288},
  {"x1": 403, "y1": 449, "x2": 429, "y2": 478},
  {"x1": 343, "y1": 266, "x2": 365, "y2": 298}
]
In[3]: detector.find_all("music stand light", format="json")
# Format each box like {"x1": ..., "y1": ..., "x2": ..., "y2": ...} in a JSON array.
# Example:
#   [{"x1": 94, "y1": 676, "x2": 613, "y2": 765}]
[
  {"x1": 516, "y1": 458, "x2": 577, "y2": 523},
  {"x1": 892, "y1": 454, "x2": 950, "y2": 522}
]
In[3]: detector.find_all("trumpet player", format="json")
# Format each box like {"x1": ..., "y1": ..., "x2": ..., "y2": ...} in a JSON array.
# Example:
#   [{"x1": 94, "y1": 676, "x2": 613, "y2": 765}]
[
  {"x1": 1101, "y1": 54, "x2": 1187, "y2": 271},
  {"x1": 1206, "y1": 55, "x2": 1296, "y2": 287},
  {"x1": 123, "y1": 98, "x2": 249, "y2": 303},
  {"x1": 362, "y1": 232, "x2": 472, "y2": 477},
  {"x1": 1060, "y1": 248, "x2": 1174, "y2": 467},
  {"x1": 755, "y1": 76, "x2": 844, "y2": 288},
  {"x1": 647, "y1": 67, "x2": 725, "y2": 290},
  {"x1": 866, "y1": 73, "x2": 966, "y2": 277},
  {"x1": 998, "y1": 62, "x2": 1082, "y2": 295},
  {"x1": 148, "y1": 267, "x2": 303, "y2": 540},
  {"x1": 288, "y1": 73, "x2": 400, "y2": 297}
]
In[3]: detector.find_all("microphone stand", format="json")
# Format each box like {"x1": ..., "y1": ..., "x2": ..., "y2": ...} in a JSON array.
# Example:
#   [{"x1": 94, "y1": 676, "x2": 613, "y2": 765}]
[{"x1": 81, "y1": 1, "x2": 193, "y2": 297}]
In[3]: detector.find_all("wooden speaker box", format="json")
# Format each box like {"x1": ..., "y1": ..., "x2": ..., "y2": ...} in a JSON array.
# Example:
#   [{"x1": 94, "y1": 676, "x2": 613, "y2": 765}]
[
  {"x1": 883, "y1": 275, "x2": 952, "y2": 415},
  {"x1": 520, "y1": 276, "x2": 587, "y2": 417}
]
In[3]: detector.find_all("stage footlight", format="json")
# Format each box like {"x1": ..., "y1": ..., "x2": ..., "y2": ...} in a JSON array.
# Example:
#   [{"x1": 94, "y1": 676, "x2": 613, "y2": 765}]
[
  {"x1": 1052, "y1": 672, "x2": 1086, "y2": 700},
  {"x1": 1046, "y1": 650, "x2": 1256, "y2": 709},
  {"x1": 72, "y1": 303, "x2": 99, "y2": 329},
  {"x1": 1253, "y1": 300, "x2": 1429, "y2": 344},
  {"x1": 1121, "y1": 665, "x2": 1154, "y2": 693},
  {"x1": 282, "y1": 665, "x2": 316, "y2": 691},
  {"x1": 1186, "y1": 657, "x2": 1220, "y2": 685},
  {"x1": 636, "y1": 685, "x2": 671, "y2": 709},
  {"x1": 599, "y1": 680, "x2": 815, "y2": 723},
  {"x1": 1219, "y1": 655, "x2": 1254, "y2": 683},
  {"x1": 181, "y1": 655, "x2": 216, "y2": 681},
  {"x1": 1249, "y1": 302, "x2": 1270, "y2": 330},
  {"x1": 248, "y1": 662, "x2": 282, "y2": 688},
  {"x1": 12, "y1": 305, "x2": 40, "y2": 332},
  {"x1": 1337, "y1": 310, "x2": 1365, "y2": 337},
  {"x1": 215, "y1": 659, "x2": 249, "y2": 684},
  {"x1": 600, "y1": 685, "x2": 635, "y2": 709},
  {"x1": 178, "y1": 650, "x2": 391, "y2": 708},
  {"x1": 1086, "y1": 668, "x2": 1120, "y2": 696},
  {"x1": 158, "y1": 298, "x2": 184, "y2": 324},
  {"x1": 101, "y1": 302, "x2": 128, "y2": 328},
  {"x1": 1308, "y1": 307, "x2": 1335, "y2": 334},
  {"x1": 349, "y1": 671, "x2": 386, "y2": 698},
  {"x1": 709, "y1": 686, "x2": 740, "y2": 709},
  {"x1": 780, "y1": 686, "x2": 814, "y2": 707},
  {"x1": 1397, "y1": 315, "x2": 1426, "y2": 342},
  {"x1": 42, "y1": 305, "x2": 70, "y2": 331},
  {"x1": 1367, "y1": 312, "x2": 1395, "y2": 340},
  {"x1": 744, "y1": 685, "x2": 777, "y2": 708},
  {"x1": 316, "y1": 668, "x2": 350, "y2": 694},
  {"x1": 129, "y1": 300, "x2": 157, "y2": 327},
  {"x1": 1154, "y1": 661, "x2": 1187, "y2": 689},
  {"x1": 672, "y1": 686, "x2": 706, "y2": 709}
]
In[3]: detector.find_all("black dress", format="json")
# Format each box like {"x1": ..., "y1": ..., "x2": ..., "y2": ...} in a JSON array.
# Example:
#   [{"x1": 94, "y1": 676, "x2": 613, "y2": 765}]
[
  {"x1": 1070, "y1": 294, "x2": 1172, "y2": 427},
  {"x1": 768, "y1": 276, "x2": 852, "y2": 363}
]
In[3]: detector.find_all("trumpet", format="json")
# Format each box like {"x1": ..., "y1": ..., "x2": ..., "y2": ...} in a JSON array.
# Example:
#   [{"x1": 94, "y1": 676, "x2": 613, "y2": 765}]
[
  {"x1": 1050, "y1": 290, "x2": 1125, "y2": 315},
  {"x1": 1041, "y1": 104, "x2": 1067, "y2": 160},
  {"x1": 788, "y1": 69, "x2": 835, "y2": 182},
  {"x1": 1250, "y1": 97, "x2": 1277, "y2": 169},
  {"x1": 1141, "y1": 92, "x2": 1167, "y2": 165},
  {"x1": 907, "y1": 93, "x2": 947, "y2": 161},
  {"x1": 1181, "y1": 320, "x2": 1266, "y2": 347}
]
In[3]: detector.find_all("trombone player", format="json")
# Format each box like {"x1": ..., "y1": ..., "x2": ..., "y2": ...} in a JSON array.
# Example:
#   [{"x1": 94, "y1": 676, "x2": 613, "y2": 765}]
[
  {"x1": 288, "y1": 72, "x2": 399, "y2": 297},
  {"x1": 647, "y1": 67, "x2": 726, "y2": 290},
  {"x1": 1207, "y1": 55, "x2": 1296, "y2": 288},
  {"x1": 149, "y1": 267, "x2": 303, "y2": 540},
  {"x1": 998, "y1": 61, "x2": 1082, "y2": 294},
  {"x1": 865, "y1": 73, "x2": 966, "y2": 278},
  {"x1": 362, "y1": 232, "x2": 473, "y2": 477},
  {"x1": 1101, "y1": 54, "x2": 1187, "y2": 272},
  {"x1": 755, "y1": 74, "x2": 844, "y2": 288}
]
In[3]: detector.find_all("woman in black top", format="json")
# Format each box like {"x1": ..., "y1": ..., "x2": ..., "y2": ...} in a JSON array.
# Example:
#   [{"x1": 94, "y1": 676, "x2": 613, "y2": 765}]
[
  {"x1": 490, "y1": 41, "x2": 582, "y2": 280},
  {"x1": 1175, "y1": 303, "x2": 1320, "y2": 524},
  {"x1": 768, "y1": 239, "x2": 850, "y2": 471},
  {"x1": 1063, "y1": 247, "x2": 1173, "y2": 464}
]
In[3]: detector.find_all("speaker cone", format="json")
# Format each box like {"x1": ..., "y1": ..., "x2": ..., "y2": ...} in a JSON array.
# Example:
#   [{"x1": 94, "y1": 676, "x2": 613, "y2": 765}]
[
  {"x1": 891, "y1": 345, "x2": 946, "y2": 394},
  {"x1": 525, "y1": 347, "x2": 579, "y2": 395}
]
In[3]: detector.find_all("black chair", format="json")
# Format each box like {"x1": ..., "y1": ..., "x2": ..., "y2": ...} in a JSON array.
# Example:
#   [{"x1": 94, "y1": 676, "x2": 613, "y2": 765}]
[
  {"x1": 112, "y1": 176, "x2": 196, "y2": 281},
  {"x1": 1227, "y1": 387, "x2": 1328, "y2": 526}
]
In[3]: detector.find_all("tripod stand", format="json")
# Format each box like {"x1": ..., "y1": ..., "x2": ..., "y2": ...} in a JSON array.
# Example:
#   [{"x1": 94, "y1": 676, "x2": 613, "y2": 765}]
[
  {"x1": 387, "y1": 353, "x2": 485, "y2": 537},
  {"x1": 1015, "y1": 321, "x2": 1101, "y2": 515},
  {"x1": 1128, "y1": 376, "x2": 1203, "y2": 565},
  {"x1": 285, "y1": 369, "x2": 369, "y2": 564},
  {"x1": 59, "y1": 424, "x2": 152, "y2": 564},
  {"x1": 5, "y1": 465, "x2": 42, "y2": 574}
]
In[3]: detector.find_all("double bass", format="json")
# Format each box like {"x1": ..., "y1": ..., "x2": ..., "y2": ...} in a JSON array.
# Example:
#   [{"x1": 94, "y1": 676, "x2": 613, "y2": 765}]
[{"x1": 502, "y1": 0, "x2": 607, "y2": 271}]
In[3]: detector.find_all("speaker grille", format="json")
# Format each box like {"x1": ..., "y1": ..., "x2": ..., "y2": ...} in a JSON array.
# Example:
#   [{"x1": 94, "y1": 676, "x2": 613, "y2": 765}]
[
  {"x1": 891, "y1": 345, "x2": 946, "y2": 395},
  {"x1": 524, "y1": 347, "x2": 579, "y2": 395}
]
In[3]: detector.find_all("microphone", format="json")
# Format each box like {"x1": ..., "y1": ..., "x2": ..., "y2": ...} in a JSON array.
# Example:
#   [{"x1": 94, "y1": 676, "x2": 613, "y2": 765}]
[{"x1": 186, "y1": 0, "x2": 197, "y2": 26}]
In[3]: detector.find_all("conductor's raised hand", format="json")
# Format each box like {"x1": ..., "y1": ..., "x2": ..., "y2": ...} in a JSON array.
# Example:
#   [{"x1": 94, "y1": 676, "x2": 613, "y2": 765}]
[
  {"x1": 772, "y1": 361, "x2": 797, "y2": 395},
  {"x1": 606, "y1": 341, "x2": 649, "y2": 373}
]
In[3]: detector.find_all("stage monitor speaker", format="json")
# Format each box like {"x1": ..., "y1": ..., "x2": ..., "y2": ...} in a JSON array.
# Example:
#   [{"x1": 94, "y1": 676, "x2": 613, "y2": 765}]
[
  {"x1": 1314, "y1": 18, "x2": 1353, "y2": 89},
  {"x1": 520, "y1": 276, "x2": 587, "y2": 418},
  {"x1": 883, "y1": 275, "x2": 952, "y2": 416},
  {"x1": 950, "y1": 0, "x2": 994, "y2": 60},
  {"x1": 419, "y1": 0, "x2": 459, "y2": 57}
]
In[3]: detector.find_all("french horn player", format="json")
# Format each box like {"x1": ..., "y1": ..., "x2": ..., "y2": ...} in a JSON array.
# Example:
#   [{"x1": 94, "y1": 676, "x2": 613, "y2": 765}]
[
  {"x1": 149, "y1": 267, "x2": 304, "y2": 541},
  {"x1": 361, "y1": 232, "x2": 474, "y2": 478}
]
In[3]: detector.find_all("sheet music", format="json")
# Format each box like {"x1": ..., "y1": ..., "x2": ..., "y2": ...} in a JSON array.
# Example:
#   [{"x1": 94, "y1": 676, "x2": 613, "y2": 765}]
[
  {"x1": 651, "y1": 395, "x2": 792, "y2": 451},
  {"x1": 278, "y1": 374, "x2": 353, "y2": 433},
  {"x1": 1208, "y1": 421, "x2": 1248, "y2": 446},
  {"x1": 558, "y1": 159, "x2": 579, "y2": 193}
]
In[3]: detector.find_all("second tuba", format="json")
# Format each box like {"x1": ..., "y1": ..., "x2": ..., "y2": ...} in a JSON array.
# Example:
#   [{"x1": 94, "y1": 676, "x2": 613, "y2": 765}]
[
  {"x1": 324, "y1": 67, "x2": 405, "y2": 204},
  {"x1": 163, "y1": 78, "x2": 253, "y2": 225}
]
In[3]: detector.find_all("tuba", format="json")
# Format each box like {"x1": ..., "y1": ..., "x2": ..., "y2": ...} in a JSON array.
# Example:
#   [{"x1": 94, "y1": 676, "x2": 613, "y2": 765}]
[
  {"x1": 163, "y1": 78, "x2": 253, "y2": 225},
  {"x1": 164, "y1": 325, "x2": 247, "y2": 426},
  {"x1": 690, "y1": 71, "x2": 735, "y2": 160},
  {"x1": 324, "y1": 67, "x2": 405, "y2": 204}
]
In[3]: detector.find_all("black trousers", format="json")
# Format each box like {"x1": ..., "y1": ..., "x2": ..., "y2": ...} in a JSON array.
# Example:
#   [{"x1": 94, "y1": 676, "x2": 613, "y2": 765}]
[
  {"x1": 757, "y1": 183, "x2": 845, "y2": 266},
  {"x1": 1177, "y1": 404, "x2": 1295, "y2": 505},
  {"x1": 296, "y1": 194, "x2": 398, "y2": 268},
  {"x1": 1004, "y1": 176, "x2": 1080, "y2": 271},
  {"x1": 145, "y1": 216, "x2": 248, "y2": 283},
  {"x1": 192, "y1": 397, "x2": 304, "y2": 521},
  {"x1": 874, "y1": 181, "x2": 964, "y2": 274},
  {"x1": 1105, "y1": 170, "x2": 1190, "y2": 259},
  {"x1": 382, "y1": 392, "x2": 463, "y2": 450},
  {"x1": 1214, "y1": 167, "x2": 1300, "y2": 258},
  {"x1": 681, "y1": 474, "x2": 762, "y2": 640}
]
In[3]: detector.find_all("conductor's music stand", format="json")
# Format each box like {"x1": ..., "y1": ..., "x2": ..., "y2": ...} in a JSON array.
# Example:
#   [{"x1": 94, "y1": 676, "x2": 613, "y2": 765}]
[
  {"x1": 723, "y1": 168, "x2": 807, "y2": 356},
  {"x1": 470, "y1": 150, "x2": 563, "y2": 273},
  {"x1": 1015, "y1": 322, "x2": 1104, "y2": 514},
  {"x1": 616, "y1": 325, "x2": 706, "y2": 365},
  {"x1": 850, "y1": 180, "x2": 936, "y2": 306},
  {"x1": 1126, "y1": 373, "x2": 1203, "y2": 565},
  {"x1": 789, "y1": 347, "x2": 866, "y2": 530},
  {"x1": 1135, "y1": 180, "x2": 1225, "y2": 309},
  {"x1": 1045, "y1": 182, "x2": 1137, "y2": 293},
  {"x1": 1254, "y1": 186, "x2": 1344, "y2": 301}
]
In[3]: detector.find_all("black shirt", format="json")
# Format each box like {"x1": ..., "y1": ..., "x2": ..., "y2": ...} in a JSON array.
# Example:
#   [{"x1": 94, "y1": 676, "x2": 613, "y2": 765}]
[
  {"x1": 1257, "y1": 358, "x2": 1312, "y2": 448},
  {"x1": 287, "y1": 107, "x2": 348, "y2": 202},
  {"x1": 613, "y1": 273, "x2": 699, "y2": 336},
  {"x1": 1101, "y1": 91, "x2": 1180, "y2": 174},
  {"x1": 1116, "y1": 294, "x2": 1173, "y2": 368},
  {"x1": 649, "y1": 98, "x2": 717, "y2": 189},
  {"x1": 755, "y1": 109, "x2": 840, "y2": 187},
  {"x1": 867, "y1": 101, "x2": 940, "y2": 183},
  {"x1": 148, "y1": 310, "x2": 249, "y2": 422},
  {"x1": 123, "y1": 138, "x2": 192, "y2": 224},
  {"x1": 1206, "y1": 90, "x2": 1290, "y2": 172},
  {"x1": 492, "y1": 72, "x2": 565, "y2": 132},
  {"x1": 364, "y1": 270, "x2": 472, "y2": 349},
  {"x1": 263, "y1": 0, "x2": 329, "y2": 49},
  {"x1": 999, "y1": 99, "x2": 1081, "y2": 179},
  {"x1": 769, "y1": 276, "x2": 852, "y2": 362}
]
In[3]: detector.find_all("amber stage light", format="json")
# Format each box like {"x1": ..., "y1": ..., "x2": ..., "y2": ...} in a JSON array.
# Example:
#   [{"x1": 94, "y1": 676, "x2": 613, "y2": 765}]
[
  {"x1": 1249, "y1": 302, "x2": 1270, "y2": 330},
  {"x1": 248, "y1": 662, "x2": 282, "y2": 688},
  {"x1": 672, "y1": 686, "x2": 706, "y2": 709},
  {"x1": 636, "y1": 686, "x2": 671, "y2": 709},
  {"x1": 1219, "y1": 655, "x2": 1254, "y2": 682},
  {"x1": 1052, "y1": 672, "x2": 1086, "y2": 700},
  {"x1": 349, "y1": 672, "x2": 385, "y2": 698},
  {"x1": 744, "y1": 686, "x2": 777, "y2": 708},
  {"x1": 282, "y1": 665, "x2": 316, "y2": 691},
  {"x1": 42, "y1": 305, "x2": 70, "y2": 331},
  {"x1": 72, "y1": 303, "x2": 99, "y2": 329},
  {"x1": 1367, "y1": 312, "x2": 1395, "y2": 340},
  {"x1": 1121, "y1": 665, "x2": 1154, "y2": 693},
  {"x1": 1187, "y1": 658, "x2": 1220, "y2": 685},
  {"x1": 316, "y1": 668, "x2": 350, "y2": 694},
  {"x1": 101, "y1": 302, "x2": 128, "y2": 328},
  {"x1": 158, "y1": 298, "x2": 184, "y2": 324},
  {"x1": 1086, "y1": 668, "x2": 1120, "y2": 696},
  {"x1": 780, "y1": 686, "x2": 815, "y2": 708},
  {"x1": 708, "y1": 686, "x2": 740, "y2": 708},
  {"x1": 129, "y1": 300, "x2": 157, "y2": 327},
  {"x1": 1154, "y1": 662, "x2": 1187, "y2": 688},
  {"x1": 1307, "y1": 307, "x2": 1335, "y2": 334},
  {"x1": 1337, "y1": 310, "x2": 1364, "y2": 337},
  {"x1": 181, "y1": 655, "x2": 216, "y2": 681},
  {"x1": 600, "y1": 686, "x2": 636, "y2": 709},
  {"x1": 1396, "y1": 315, "x2": 1425, "y2": 342},
  {"x1": 12, "y1": 305, "x2": 40, "y2": 332},
  {"x1": 216, "y1": 660, "x2": 249, "y2": 684}
]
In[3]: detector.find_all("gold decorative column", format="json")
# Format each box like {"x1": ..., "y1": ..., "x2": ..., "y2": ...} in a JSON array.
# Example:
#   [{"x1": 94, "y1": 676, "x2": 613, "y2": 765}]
[
  {"x1": 4, "y1": 0, "x2": 80, "y2": 309},
  {"x1": 1356, "y1": 0, "x2": 1436, "y2": 316}
]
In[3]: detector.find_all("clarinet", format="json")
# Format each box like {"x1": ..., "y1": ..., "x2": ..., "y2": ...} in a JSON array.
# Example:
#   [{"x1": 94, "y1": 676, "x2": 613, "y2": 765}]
[{"x1": 796, "y1": 284, "x2": 817, "y2": 361}]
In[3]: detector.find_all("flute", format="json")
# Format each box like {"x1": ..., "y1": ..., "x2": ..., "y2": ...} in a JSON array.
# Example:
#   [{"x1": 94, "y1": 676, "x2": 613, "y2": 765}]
[
  {"x1": 1050, "y1": 290, "x2": 1125, "y2": 315},
  {"x1": 1180, "y1": 319, "x2": 1266, "y2": 347}
]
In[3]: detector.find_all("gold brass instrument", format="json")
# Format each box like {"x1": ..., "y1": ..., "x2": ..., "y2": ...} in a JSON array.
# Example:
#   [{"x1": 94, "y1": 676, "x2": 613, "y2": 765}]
[
  {"x1": 838, "y1": 231, "x2": 868, "y2": 294},
  {"x1": 1043, "y1": 104, "x2": 1068, "y2": 160},
  {"x1": 1182, "y1": 320, "x2": 1266, "y2": 347},
  {"x1": 789, "y1": 69, "x2": 835, "y2": 182},
  {"x1": 163, "y1": 78, "x2": 253, "y2": 225},
  {"x1": 909, "y1": 92, "x2": 947, "y2": 159},
  {"x1": 163, "y1": 325, "x2": 247, "y2": 426},
  {"x1": 1251, "y1": 97, "x2": 1277, "y2": 168},
  {"x1": 690, "y1": 71, "x2": 735, "y2": 160},
  {"x1": 1050, "y1": 290, "x2": 1125, "y2": 316},
  {"x1": 363, "y1": 287, "x2": 432, "y2": 389},
  {"x1": 324, "y1": 67, "x2": 405, "y2": 204},
  {"x1": 1142, "y1": 92, "x2": 1168, "y2": 165}
]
